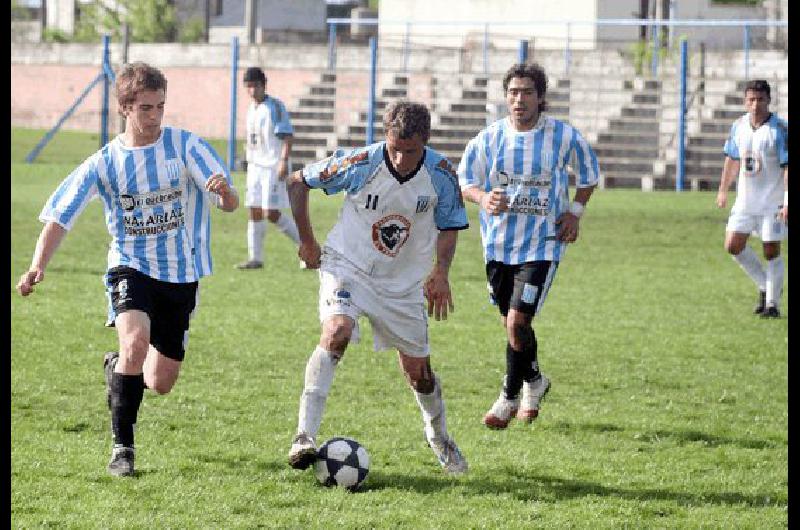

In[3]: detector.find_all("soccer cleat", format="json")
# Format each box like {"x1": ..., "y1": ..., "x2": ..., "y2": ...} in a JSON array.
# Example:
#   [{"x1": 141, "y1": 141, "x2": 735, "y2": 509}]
[
  {"x1": 517, "y1": 374, "x2": 551, "y2": 423},
  {"x1": 753, "y1": 290, "x2": 767, "y2": 315},
  {"x1": 482, "y1": 393, "x2": 519, "y2": 429},
  {"x1": 288, "y1": 432, "x2": 317, "y2": 470},
  {"x1": 235, "y1": 260, "x2": 263, "y2": 270},
  {"x1": 427, "y1": 435, "x2": 468, "y2": 475},
  {"x1": 760, "y1": 305, "x2": 781, "y2": 319},
  {"x1": 107, "y1": 445, "x2": 135, "y2": 477},
  {"x1": 103, "y1": 351, "x2": 119, "y2": 411}
]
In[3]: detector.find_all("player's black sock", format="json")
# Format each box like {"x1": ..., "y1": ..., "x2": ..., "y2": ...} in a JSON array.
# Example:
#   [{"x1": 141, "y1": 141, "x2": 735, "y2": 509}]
[
  {"x1": 522, "y1": 327, "x2": 541, "y2": 382},
  {"x1": 110, "y1": 373, "x2": 145, "y2": 447},
  {"x1": 504, "y1": 343, "x2": 526, "y2": 400}
]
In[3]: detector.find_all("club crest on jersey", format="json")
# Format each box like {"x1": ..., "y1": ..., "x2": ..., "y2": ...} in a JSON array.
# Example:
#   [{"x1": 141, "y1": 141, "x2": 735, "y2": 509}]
[
  {"x1": 319, "y1": 151, "x2": 369, "y2": 182},
  {"x1": 372, "y1": 214, "x2": 411, "y2": 257},
  {"x1": 165, "y1": 159, "x2": 183, "y2": 182},
  {"x1": 120, "y1": 194, "x2": 136, "y2": 211},
  {"x1": 416, "y1": 196, "x2": 431, "y2": 213}
]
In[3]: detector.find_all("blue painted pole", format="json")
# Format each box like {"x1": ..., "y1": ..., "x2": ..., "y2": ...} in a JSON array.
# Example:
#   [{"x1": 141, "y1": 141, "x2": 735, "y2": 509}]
[
  {"x1": 403, "y1": 22, "x2": 410, "y2": 72},
  {"x1": 743, "y1": 25, "x2": 750, "y2": 80},
  {"x1": 651, "y1": 23, "x2": 659, "y2": 77},
  {"x1": 483, "y1": 23, "x2": 489, "y2": 75},
  {"x1": 366, "y1": 36, "x2": 377, "y2": 146},
  {"x1": 25, "y1": 72, "x2": 105, "y2": 163},
  {"x1": 100, "y1": 34, "x2": 111, "y2": 148},
  {"x1": 518, "y1": 40, "x2": 528, "y2": 64},
  {"x1": 228, "y1": 36, "x2": 239, "y2": 172},
  {"x1": 677, "y1": 38, "x2": 688, "y2": 192},
  {"x1": 327, "y1": 23, "x2": 337, "y2": 71}
]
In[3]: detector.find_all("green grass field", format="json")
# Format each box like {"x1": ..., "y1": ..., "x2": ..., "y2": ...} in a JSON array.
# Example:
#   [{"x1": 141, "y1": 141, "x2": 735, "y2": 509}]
[{"x1": 11, "y1": 128, "x2": 788, "y2": 528}]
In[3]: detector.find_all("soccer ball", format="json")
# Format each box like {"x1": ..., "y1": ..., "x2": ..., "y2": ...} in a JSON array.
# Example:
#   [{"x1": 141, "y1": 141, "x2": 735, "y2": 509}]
[{"x1": 313, "y1": 437, "x2": 370, "y2": 491}]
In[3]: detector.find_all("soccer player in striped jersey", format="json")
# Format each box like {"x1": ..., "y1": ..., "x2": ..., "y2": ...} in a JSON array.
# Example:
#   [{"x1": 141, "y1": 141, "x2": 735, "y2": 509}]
[
  {"x1": 458, "y1": 63, "x2": 599, "y2": 429},
  {"x1": 285, "y1": 101, "x2": 469, "y2": 475},
  {"x1": 236, "y1": 66, "x2": 302, "y2": 270},
  {"x1": 716, "y1": 79, "x2": 788, "y2": 318},
  {"x1": 15, "y1": 62, "x2": 239, "y2": 477}
]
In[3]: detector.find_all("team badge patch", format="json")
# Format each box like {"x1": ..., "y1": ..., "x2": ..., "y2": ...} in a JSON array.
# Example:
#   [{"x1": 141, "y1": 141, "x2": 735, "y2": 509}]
[
  {"x1": 521, "y1": 283, "x2": 538, "y2": 305},
  {"x1": 371, "y1": 214, "x2": 411, "y2": 257}
]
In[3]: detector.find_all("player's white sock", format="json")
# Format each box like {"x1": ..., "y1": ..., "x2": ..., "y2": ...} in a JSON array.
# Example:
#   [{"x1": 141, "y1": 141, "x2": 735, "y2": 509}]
[
  {"x1": 732, "y1": 246, "x2": 766, "y2": 291},
  {"x1": 297, "y1": 346, "x2": 339, "y2": 438},
  {"x1": 274, "y1": 213, "x2": 300, "y2": 244},
  {"x1": 414, "y1": 375, "x2": 448, "y2": 442},
  {"x1": 248, "y1": 220, "x2": 266, "y2": 262},
  {"x1": 765, "y1": 256, "x2": 784, "y2": 308}
]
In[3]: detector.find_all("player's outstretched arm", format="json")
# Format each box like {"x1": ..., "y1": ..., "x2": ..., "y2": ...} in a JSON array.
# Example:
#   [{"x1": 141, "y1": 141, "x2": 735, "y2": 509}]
[
  {"x1": 16, "y1": 222, "x2": 68, "y2": 296},
  {"x1": 288, "y1": 170, "x2": 321, "y2": 268},
  {"x1": 424, "y1": 230, "x2": 458, "y2": 321}
]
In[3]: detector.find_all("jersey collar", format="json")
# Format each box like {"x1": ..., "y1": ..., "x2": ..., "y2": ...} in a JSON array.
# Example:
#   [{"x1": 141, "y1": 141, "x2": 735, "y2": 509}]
[{"x1": 383, "y1": 143, "x2": 426, "y2": 184}]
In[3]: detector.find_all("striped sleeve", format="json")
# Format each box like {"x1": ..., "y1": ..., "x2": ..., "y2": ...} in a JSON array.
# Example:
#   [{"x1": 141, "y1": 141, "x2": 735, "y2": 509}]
[
  {"x1": 271, "y1": 99, "x2": 294, "y2": 138},
  {"x1": 723, "y1": 121, "x2": 740, "y2": 159},
  {"x1": 570, "y1": 126, "x2": 600, "y2": 187},
  {"x1": 39, "y1": 154, "x2": 100, "y2": 230},
  {"x1": 457, "y1": 132, "x2": 488, "y2": 190},
  {"x1": 186, "y1": 134, "x2": 233, "y2": 195},
  {"x1": 776, "y1": 118, "x2": 788, "y2": 167}
]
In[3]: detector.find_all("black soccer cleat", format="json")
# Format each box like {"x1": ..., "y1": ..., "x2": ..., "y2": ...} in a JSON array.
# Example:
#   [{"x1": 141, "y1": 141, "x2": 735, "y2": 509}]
[
  {"x1": 753, "y1": 290, "x2": 767, "y2": 315},
  {"x1": 760, "y1": 306, "x2": 781, "y2": 319},
  {"x1": 103, "y1": 351, "x2": 119, "y2": 411},
  {"x1": 107, "y1": 445, "x2": 135, "y2": 477}
]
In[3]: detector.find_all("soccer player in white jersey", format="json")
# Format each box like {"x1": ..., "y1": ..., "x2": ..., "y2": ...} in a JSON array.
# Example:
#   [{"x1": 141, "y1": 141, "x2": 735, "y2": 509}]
[
  {"x1": 716, "y1": 79, "x2": 788, "y2": 318},
  {"x1": 458, "y1": 63, "x2": 599, "y2": 429},
  {"x1": 15, "y1": 62, "x2": 239, "y2": 477},
  {"x1": 236, "y1": 66, "x2": 302, "y2": 269},
  {"x1": 285, "y1": 101, "x2": 470, "y2": 474}
]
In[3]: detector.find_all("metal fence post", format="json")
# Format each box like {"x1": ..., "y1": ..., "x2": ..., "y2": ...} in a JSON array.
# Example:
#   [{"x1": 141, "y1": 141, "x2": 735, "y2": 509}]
[
  {"x1": 367, "y1": 36, "x2": 377, "y2": 146},
  {"x1": 743, "y1": 25, "x2": 750, "y2": 80},
  {"x1": 677, "y1": 38, "x2": 688, "y2": 192},
  {"x1": 100, "y1": 34, "x2": 111, "y2": 148},
  {"x1": 483, "y1": 23, "x2": 489, "y2": 75},
  {"x1": 564, "y1": 22, "x2": 571, "y2": 77},
  {"x1": 651, "y1": 23, "x2": 659, "y2": 77},
  {"x1": 328, "y1": 23, "x2": 337, "y2": 71},
  {"x1": 403, "y1": 22, "x2": 410, "y2": 72},
  {"x1": 228, "y1": 36, "x2": 239, "y2": 173},
  {"x1": 518, "y1": 40, "x2": 528, "y2": 64}
]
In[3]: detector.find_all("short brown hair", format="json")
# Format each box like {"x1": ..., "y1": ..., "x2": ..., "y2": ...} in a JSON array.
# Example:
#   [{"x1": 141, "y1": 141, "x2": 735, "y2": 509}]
[
  {"x1": 382, "y1": 101, "x2": 431, "y2": 143},
  {"x1": 503, "y1": 63, "x2": 548, "y2": 112},
  {"x1": 115, "y1": 62, "x2": 168, "y2": 115},
  {"x1": 744, "y1": 79, "x2": 771, "y2": 99}
]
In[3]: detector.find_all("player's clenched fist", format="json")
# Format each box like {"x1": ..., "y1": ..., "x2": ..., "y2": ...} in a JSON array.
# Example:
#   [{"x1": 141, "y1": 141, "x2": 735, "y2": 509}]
[{"x1": 17, "y1": 269, "x2": 44, "y2": 296}]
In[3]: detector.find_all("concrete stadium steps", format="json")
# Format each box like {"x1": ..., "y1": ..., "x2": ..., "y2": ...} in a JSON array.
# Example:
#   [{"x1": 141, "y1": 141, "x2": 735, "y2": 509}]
[{"x1": 286, "y1": 72, "x2": 339, "y2": 169}]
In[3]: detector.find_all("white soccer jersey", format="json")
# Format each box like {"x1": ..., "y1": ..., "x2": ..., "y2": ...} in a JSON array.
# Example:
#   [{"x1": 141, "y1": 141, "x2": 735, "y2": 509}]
[
  {"x1": 458, "y1": 115, "x2": 600, "y2": 264},
  {"x1": 39, "y1": 127, "x2": 234, "y2": 283},
  {"x1": 303, "y1": 143, "x2": 469, "y2": 294},
  {"x1": 724, "y1": 113, "x2": 788, "y2": 215},
  {"x1": 246, "y1": 96, "x2": 293, "y2": 168}
]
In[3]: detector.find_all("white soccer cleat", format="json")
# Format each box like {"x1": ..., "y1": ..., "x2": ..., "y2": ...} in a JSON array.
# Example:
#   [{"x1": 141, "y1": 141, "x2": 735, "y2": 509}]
[
  {"x1": 517, "y1": 374, "x2": 551, "y2": 423},
  {"x1": 482, "y1": 393, "x2": 520, "y2": 429},
  {"x1": 428, "y1": 435, "x2": 468, "y2": 475},
  {"x1": 288, "y1": 432, "x2": 317, "y2": 470}
]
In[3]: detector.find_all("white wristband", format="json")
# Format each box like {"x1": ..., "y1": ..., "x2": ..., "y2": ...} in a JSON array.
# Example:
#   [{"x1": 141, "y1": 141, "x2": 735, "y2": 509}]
[
  {"x1": 569, "y1": 201, "x2": 585, "y2": 218},
  {"x1": 784, "y1": 191, "x2": 788, "y2": 206}
]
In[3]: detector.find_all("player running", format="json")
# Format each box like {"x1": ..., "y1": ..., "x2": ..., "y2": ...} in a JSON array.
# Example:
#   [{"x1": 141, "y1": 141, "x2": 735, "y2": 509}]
[
  {"x1": 16, "y1": 62, "x2": 239, "y2": 477},
  {"x1": 285, "y1": 101, "x2": 469, "y2": 475},
  {"x1": 457, "y1": 62, "x2": 599, "y2": 429}
]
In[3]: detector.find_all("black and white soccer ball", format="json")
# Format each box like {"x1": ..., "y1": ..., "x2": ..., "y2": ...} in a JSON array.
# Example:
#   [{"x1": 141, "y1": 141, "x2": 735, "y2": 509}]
[{"x1": 313, "y1": 437, "x2": 370, "y2": 491}]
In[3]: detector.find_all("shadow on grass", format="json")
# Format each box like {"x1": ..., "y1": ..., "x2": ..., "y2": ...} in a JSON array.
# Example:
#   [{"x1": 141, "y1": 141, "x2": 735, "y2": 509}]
[
  {"x1": 636, "y1": 429, "x2": 783, "y2": 450},
  {"x1": 363, "y1": 466, "x2": 785, "y2": 508}
]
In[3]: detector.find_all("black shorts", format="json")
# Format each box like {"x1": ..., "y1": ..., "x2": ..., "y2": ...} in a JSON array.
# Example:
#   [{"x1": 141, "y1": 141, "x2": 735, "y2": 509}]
[
  {"x1": 486, "y1": 260, "x2": 559, "y2": 317},
  {"x1": 105, "y1": 266, "x2": 198, "y2": 361}
]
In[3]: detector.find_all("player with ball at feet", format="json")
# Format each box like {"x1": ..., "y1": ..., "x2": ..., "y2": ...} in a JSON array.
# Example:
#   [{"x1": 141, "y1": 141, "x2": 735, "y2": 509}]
[{"x1": 286, "y1": 101, "x2": 469, "y2": 475}]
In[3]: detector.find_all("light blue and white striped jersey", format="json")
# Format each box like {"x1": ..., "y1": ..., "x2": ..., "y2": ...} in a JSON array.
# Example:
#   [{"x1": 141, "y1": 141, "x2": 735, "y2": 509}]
[
  {"x1": 458, "y1": 115, "x2": 599, "y2": 264},
  {"x1": 246, "y1": 95, "x2": 293, "y2": 168},
  {"x1": 723, "y1": 113, "x2": 788, "y2": 215},
  {"x1": 303, "y1": 142, "x2": 468, "y2": 294},
  {"x1": 39, "y1": 126, "x2": 233, "y2": 283}
]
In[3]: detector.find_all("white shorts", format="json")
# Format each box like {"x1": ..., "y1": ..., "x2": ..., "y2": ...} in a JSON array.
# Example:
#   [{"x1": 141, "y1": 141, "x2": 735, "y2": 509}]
[
  {"x1": 726, "y1": 209, "x2": 786, "y2": 242},
  {"x1": 318, "y1": 251, "x2": 429, "y2": 357},
  {"x1": 245, "y1": 163, "x2": 290, "y2": 210}
]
